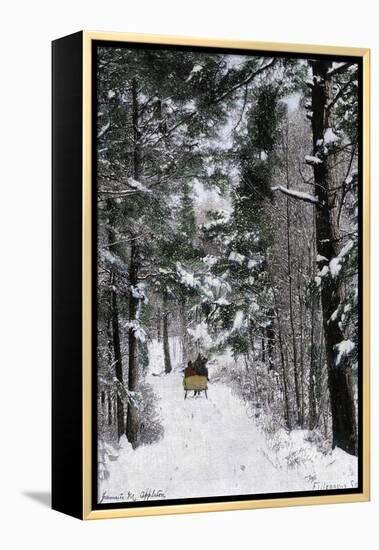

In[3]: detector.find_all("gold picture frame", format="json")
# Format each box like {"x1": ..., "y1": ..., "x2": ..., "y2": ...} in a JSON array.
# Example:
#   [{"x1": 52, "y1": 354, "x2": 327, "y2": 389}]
[{"x1": 52, "y1": 31, "x2": 370, "y2": 520}]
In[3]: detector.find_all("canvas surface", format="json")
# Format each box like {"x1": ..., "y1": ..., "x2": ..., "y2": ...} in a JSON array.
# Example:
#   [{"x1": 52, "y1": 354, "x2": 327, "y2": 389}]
[{"x1": 94, "y1": 42, "x2": 362, "y2": 506}]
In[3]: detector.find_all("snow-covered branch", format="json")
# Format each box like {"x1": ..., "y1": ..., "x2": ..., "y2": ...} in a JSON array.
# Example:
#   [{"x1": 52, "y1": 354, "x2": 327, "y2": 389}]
[
  {"x1": 326, "y1": 75, "x2": 357, "y2": 112},
  {"x1": 305, "y1": 155, "x2": 323, "y2": 166},
  {"x1": 97, "y1": 121, "x2": 110, "y2": 139},
  {"x1": 327, "y1": 62, "x2": 356, "y2": 78},
  {"x1": 271, "y1": 186, "x2": 319, "y2": 205}
]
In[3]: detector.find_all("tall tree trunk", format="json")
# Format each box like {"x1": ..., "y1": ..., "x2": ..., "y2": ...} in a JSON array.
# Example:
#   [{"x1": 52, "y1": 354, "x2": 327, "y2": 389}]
[
  {"x1": 316, "y1": 317, "x2": 325, "y2": 415},
  {"x1": 111, "y1": 275, "x2": 125, "y2": 438},
  {"x1": 310, "y1": 60, "x2": 357, "y2": 455},
  {"x1": 107, "y1": 393, "x2": 113, "y2": 426},
  {"x1": 308, "y1": 213, "x2": 318, "y2": 430},
  {"x1": 271, "y1": 287, "x2": 291, "y2": 430},
  {"x1": 261, "y1": 328, "x2": 266, "y2": 363},
  {"x1": 249, "y1": 320, "x2": 255, "y2": 358},
  {"x1": 126, "y1": 79, "x2": 142, "y2": 448},
  {"x1": 156, "y1": 308, "x2": 162, "y2": 342},
  {"x1": 179, "y1": 297, "x2": 188, "y2": 367},
  {"x1": 266, "y1": 309, "x2": 275, "y2": 371},
  {"x1": 126, "y1": 240, "x2": 141, "y2": 447},
  {"x1": 106, "y1": 206, "x2": 125, "y2": 441},
  {"x1": 285, "y1": 132, "x2": 302, "y2": 427},
  {"x1": 106, "y1": 315, "x2": 113, "y2": 365},
  {"x1": 163, "y1": 293, "x2": 172, "y2": 373},
  {"x1": 308, "y1": 289, "x2": 317, "y2": 430},
  {"x1": 297, "y1": 270, "x2": 305, "y2": 425}
]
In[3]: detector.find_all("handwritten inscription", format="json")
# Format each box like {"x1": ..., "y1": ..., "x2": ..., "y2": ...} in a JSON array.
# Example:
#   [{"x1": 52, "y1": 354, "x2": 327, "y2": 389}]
[{"x1": 100, "y1": 488, "x2": 166, "y2": 503}]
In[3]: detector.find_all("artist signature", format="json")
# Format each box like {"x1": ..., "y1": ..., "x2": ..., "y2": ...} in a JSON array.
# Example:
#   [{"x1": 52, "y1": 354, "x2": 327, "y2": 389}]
[
  {"x1": 100, "y1": 488, "x2": 166, "y2": 503},
  {"x1": 312, "y1": 479, "x2": 357, "y2": 490}
]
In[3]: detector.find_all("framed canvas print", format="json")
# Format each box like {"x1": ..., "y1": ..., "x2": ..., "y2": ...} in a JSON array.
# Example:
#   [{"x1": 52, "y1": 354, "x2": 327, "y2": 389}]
[{"x1": 52, "y1": 31, "x2": 370, "y2": 520}]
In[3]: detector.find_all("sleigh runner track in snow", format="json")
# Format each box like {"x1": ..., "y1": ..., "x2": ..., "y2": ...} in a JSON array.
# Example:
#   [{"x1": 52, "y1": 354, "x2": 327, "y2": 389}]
[{"x1": 98, "y1": 339, "x2": 357, "y2": 503}]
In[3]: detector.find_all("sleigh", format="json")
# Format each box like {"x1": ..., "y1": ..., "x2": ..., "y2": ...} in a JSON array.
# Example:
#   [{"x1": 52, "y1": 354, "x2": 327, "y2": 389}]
[{"x1": 183, "y1": 375, "x2": 208, "y2": 399}]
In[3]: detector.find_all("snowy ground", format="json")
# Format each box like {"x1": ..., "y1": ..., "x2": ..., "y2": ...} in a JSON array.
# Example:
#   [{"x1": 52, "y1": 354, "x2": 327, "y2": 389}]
[{"x1": 98, "y1": 339, "x2": 358, "y2": 504}]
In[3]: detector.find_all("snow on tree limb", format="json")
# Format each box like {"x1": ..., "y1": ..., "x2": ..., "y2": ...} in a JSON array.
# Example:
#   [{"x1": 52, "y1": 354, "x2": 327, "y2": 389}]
[
  {"x1": 339, "y1": 239, "x2": 354, "y2": 259},
  {"x1": 185, "y1": 64, "x2": 203, "y2": 83},
  {"x1": 328, "y1": 240, "x2": 355, "y2": 278},
  {"x1": 345, "y1": 169, "x2": 358, "y2": 185},
  {"x1": 97, "y1": 121, "x2": 110, "y2": 139},
  {"x1": 335, "y1": 340, "x2": 355, "y2": 366},
  {"x1": 127, "y1": 177, "x2": 152, "y2": 193},
  {"x1": 305, "y1": 155, "x2": 323, "y2": 165},
  {"x1": 271, "y1": 186, "x2": 319, "y2": 205},
  {"x1": 324, "y1": 128, "x2": 340, "y2": 145},
  {"x1": 327, "y1": 62, "x2": 356, "y2": 78}
]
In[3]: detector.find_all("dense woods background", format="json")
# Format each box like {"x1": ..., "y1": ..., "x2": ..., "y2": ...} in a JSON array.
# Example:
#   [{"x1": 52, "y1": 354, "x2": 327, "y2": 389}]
[{"x1": 95, "y1": 45, "x2": 360, "y2": 487}]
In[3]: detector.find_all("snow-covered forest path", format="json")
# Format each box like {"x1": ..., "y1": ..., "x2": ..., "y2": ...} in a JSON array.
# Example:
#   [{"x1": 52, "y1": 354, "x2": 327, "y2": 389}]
[{"x1": 99, "y1": 339, "x2": 358, "y2": 503}]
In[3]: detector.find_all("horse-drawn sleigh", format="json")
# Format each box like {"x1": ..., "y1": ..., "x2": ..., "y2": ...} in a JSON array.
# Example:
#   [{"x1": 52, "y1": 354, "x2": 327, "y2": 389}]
[{"x1": 183, "y1": 354, "x2": 209, "y2": 399}]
